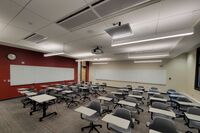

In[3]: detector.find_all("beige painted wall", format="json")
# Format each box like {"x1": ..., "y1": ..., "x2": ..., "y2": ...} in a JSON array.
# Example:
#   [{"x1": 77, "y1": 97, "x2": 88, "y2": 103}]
[{"x1": 89, "y1": 49, "x2": 200, "y2": 101}]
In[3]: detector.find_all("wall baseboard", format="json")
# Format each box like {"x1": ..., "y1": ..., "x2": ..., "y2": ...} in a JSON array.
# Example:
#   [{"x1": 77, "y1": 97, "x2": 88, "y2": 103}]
[{"x1": 0, "y1": 96, "x2": 23, "y2": 101}]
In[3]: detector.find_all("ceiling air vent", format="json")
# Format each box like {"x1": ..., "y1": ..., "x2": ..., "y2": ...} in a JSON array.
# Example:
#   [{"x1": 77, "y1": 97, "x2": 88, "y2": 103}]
[
  {"x1": 23, "y1": 33, "x2": 48, "y2": 43},
  {"x1": 93, "y1": 0, "x2": 158, "y2": 17},
  {"x1": 57, "y1": 6, "x2": 99, "y2": 31}
]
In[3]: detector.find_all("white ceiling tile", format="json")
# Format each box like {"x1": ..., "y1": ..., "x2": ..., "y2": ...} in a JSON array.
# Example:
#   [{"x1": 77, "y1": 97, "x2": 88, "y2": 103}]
[
  {"x1": 26, "y1": 0, "x2": 87, "y2": 21},
  {"x1": 103, "y1": 2, "x2": 160, "y2": 27},
  {"x1": 84, "y1": 0, "x2": 99, "y2": 4},
  {"x1": 10, "y1": 9, "x2": 50, "y2": 32},
  {"x1": 131, "y1": 21, "x2": 157, "y2": 38},
  {"x1": 0, "y1": 25, "x2": 31, "y2": 43},
  {"x1": 37, "y1": 23, "x2": 69, "y2": 38},
  {"x1": 56, "y1": 32, "x2": 83, "y2": 43},
  {"x1": 0, "y1": 0, "x2": 22, "y2": 24},
  {"x1": 160, "y1": 0, "x2": 200, "y2": 18},
  {"x1": 34, "y1": 40, "x2": 64, "y2": 52},
  {"x1": 73, "y1": 22, "x2": 107, "y2": 39},
  {"x1": 157, "y1": 12, "x2": 195, "y2": 33},
  {"x1": 89, "y1": 34, "x2": 112, "y2": 48},
  {"x1": 11, "y1": 0, "x2": 30, "y2": 7},
  {"x1": 0, "y1": 22, "x2": 7, "y2": 32}
]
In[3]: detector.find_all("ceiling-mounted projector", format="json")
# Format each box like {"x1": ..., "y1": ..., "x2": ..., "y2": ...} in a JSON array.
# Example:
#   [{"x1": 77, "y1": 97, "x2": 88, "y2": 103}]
[
  {"x1": 105, "y1": 22, "x2": 133, "y2": 39},
  {"x1": 91, "y1": 46, "x2": 104, "y2": 55}
]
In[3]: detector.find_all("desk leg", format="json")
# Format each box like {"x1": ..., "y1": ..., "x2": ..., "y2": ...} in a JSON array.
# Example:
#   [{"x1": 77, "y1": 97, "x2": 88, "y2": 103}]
[
  {"x1": 30, "y1": 101, "x2": 37, "y2": 115},
  {"x1": 39, "y1": 102, "x2": 57, "y2": 122}
]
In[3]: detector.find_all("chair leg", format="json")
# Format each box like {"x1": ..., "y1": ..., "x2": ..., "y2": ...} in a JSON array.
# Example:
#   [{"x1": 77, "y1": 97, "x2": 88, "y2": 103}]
[{"x1": 81, "y1": 122, "x2": 102, "y2": 133}]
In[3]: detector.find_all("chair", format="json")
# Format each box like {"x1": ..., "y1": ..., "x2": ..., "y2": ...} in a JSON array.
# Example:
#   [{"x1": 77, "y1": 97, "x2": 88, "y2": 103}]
[
  {"x1": 153, "y1": 94, "x2": 164, "y2": 98},
  {"x1": 126, "y1": 85, "x2": 132, "y2": 91},
  {"x1": 81, "y1": 101, "x2": 102, "y2": 133},
  {"x1": 150, "y1": 87, "x2": 158, "y2": 91},
  {"x1": 138, "y1": 86, "x2": 145, "y2": 91},
  {"x1": 80, "y1": 86, "x2": 91, "y2": 102},
  {"x1": 91, "y1": 86, "x2": 101, "y2": 97},
  {"x1": 70, "y1": 85, "x2": 81, "y2": 98},
  {"x1": 148, "y1": 94, "x2": 165, "y2": 106},
  {"x1": 185, "y1": 107, "x2": 200, "y2": 133},
  {"x1": 108, "y1": 108, "x2": 134, "y2": 132},
  {"x1": 152, "y1": 102, "x2": 170, "y2": 110},
  {"x1": 148, "y1": 117, "x2": 179, "y2": 133},
  {"x1": 48, "y1": 89, "x2": 63, "y2": 103},
  {"x1": 125, "y1": 97, "x2": 143, "y2": 115},
  {"x1": 101, "y1": 93, "x2": 115, "y2": 114},
  {"x1": 151, "y1": 102, "x2": 170, "y2": 119},
  {"x1": 167, "y1": 89, "x2": 176, "y2": 95},
  {"x1": 132, "y1": 91, "x2": 142, "y2": 96},
  {"x1": 38, "y1": 89, "x2": 46, "y2": 95},
  {"x1": 64, "y1": 91, "x2": 79, "y2": 107},
  {"x1": 175, "y1": 97, "x2": 192, "y2": 113},
  {"x1": 99, "y1": 83, "x2": 107, "y2": 94}
]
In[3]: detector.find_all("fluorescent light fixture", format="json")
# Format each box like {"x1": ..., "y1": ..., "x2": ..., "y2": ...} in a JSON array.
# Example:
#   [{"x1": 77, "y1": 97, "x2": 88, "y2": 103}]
[
  {"x1": 129, "y1": 53, "x2": 169, "y2": 59},
  {"x1": 76, "y1": 58, "x2": 111, "y2": 62},
  {"x1": 134, "y1": 60, "x2": 162, "y2": 63},
  {"x1": 123, "y1": 43, "x2": 171, "y2": 53},
  {"x1": 112, "y1": 31, "x2": 194, "y2": 47},
  {"x1": 93, "y1": 58, "x2": 111, "y2": 61},
  {"x1": 92, "y1": 62, "x2": 108, "y2": 65},
  {"x1": 44, "y1": 52, "x2": 65, "y2": 57},
  {"x1": 70, "y1": 52, "x2": 94, "y2": 58}
]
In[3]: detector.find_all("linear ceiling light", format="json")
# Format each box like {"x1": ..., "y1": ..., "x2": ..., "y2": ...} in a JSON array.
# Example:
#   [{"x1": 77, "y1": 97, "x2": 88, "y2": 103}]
[
  {"x1": 129, "y1": 53, "x2": 169, "y2": 59},
  {"x1": 112, "y1": 31, "x2": 194, "y2": 47},
  {"x1": 92, "y1": 62, "x2": 108, "y2": 65},
  {"x1": 44, "y1": 52, "x2": 65, "y2": 57},
  {"x1": 134, "y1": 60, "x2": 162, "y2": 63}
]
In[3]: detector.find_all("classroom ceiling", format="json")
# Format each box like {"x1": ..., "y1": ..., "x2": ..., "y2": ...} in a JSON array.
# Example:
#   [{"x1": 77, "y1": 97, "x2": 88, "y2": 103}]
[{"x1": 0, "y1": 0, "x2": 200, "y2": 61}]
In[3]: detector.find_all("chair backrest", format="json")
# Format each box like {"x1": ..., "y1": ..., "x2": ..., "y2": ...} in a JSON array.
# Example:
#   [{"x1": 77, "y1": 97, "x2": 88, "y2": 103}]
[
  {"x1": 151, "y1": 87, "x2": 158, "y2": 90},
  {"x1": 102, "y1": 82, "x2": 107, "y2": 86},
  {"x1": 187, "y1": 107, "x2": 200, "y2": 115},
  {"x1": 177, "y1": 97, "x2": 191, "y2": 102},
  {"x1": 149, "y1": 87, "x2": 159, "y2": 92},
  {"x1": 138, "y1": 86, "x2": 144, "y2": 88},
  {"x1": 126, "y1": 85, "x2": 132, "y2": 88},
  {"x1": 152, "y1": 102, "x2": 170, "y2": 111},
  {"x1": 113, "y1": 108, "x2": 133, "y2": 126},
  {"x1": 149, "y1": 117, "x2": 178, "y2": 133},
  {"x1": 126, "y1": 97, "x2": 138, "y2": 103},
  {"x1": 132, "y1": 91, "x2": 142, "y2": 95},
  {"x1": 38, "y1": 89, "x2": 46, "y2": 94},
  {"x1": 167, "y1": 89, "x2": 176, "y2": 94},
  {"x1": 153, "y1": 94, "x2": 164, "y2": 98},
  {"x1": 88, "y1": 101, "x2": 101, "y2": 114}
]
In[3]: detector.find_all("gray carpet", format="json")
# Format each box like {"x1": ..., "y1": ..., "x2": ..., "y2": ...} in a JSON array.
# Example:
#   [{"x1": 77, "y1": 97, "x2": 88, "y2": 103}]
[{"x1": 0, "y1": 87, "x2": 198, "y2": 133}]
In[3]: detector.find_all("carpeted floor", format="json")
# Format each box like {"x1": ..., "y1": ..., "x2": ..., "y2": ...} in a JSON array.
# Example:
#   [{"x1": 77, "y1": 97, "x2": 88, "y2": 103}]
[{"x1": 0, "y1": 87, "x2": 198, "y2": 133}]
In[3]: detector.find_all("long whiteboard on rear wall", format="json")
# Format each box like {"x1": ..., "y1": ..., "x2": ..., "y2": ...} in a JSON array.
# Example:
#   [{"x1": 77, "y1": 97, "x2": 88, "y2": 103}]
[
  {"x1": 94, "y1": 68, "x2": 167, "y2": 85},
  {"x1": 10, "y1": 65, "x2": 74, "y2": 86}
]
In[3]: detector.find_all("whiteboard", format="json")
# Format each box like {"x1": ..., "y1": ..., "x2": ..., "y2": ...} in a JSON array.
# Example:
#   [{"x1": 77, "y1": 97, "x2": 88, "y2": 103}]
[
  {"x1": 10, "y1": 65, "x2": 74, "y2": 86},
  {"x1": 94, "y1": 68, "x2": 166, "y2": 84}
]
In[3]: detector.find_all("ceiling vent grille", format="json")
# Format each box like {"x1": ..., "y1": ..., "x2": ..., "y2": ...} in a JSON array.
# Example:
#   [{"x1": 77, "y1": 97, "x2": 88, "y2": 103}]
[
  {"x1": 56, "y1": 0, "x2": 160, "y2": 31},
  {"x1": 57, "y1": 6, "x2": 99, "y2": 31},
  {"x1": 93, "y1": 0, "x2": 152, "y2": 17},
  {"x1": 23, "y1": 33, "x2": 48, "y2": 43}
]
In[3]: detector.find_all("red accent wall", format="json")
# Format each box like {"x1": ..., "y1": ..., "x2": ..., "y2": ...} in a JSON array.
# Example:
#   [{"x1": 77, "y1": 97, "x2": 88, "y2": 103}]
[{"x1": 0, "y1": 45, "x2": 78, "y2": 100}]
